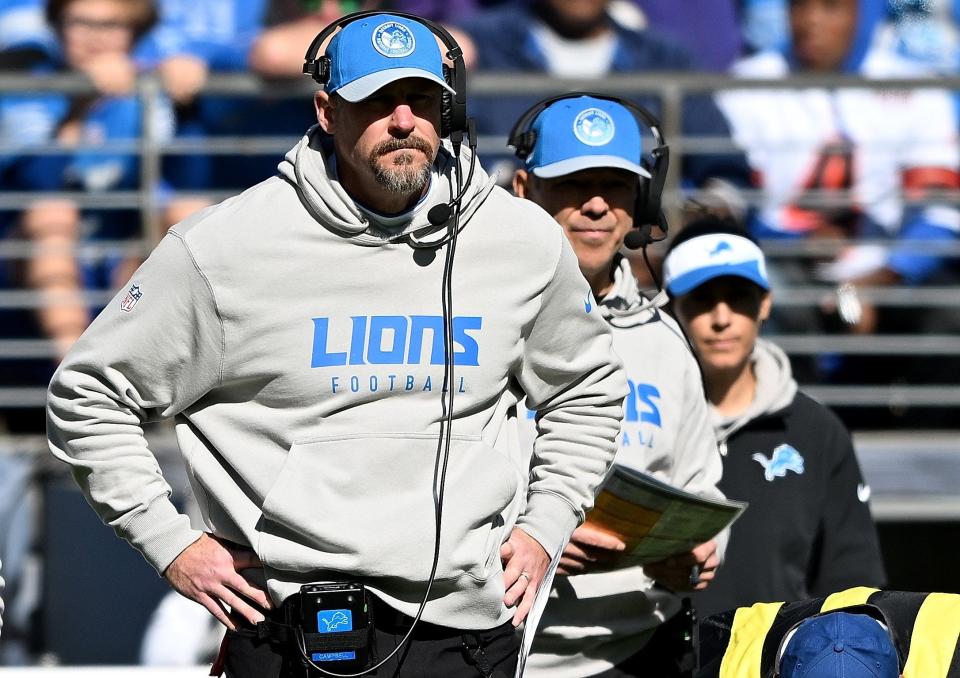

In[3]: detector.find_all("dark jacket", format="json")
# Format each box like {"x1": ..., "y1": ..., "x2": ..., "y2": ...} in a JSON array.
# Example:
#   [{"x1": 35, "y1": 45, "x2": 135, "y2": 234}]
[{"x1": 692, "y1": 340, "x2": 886, "y2": 618}]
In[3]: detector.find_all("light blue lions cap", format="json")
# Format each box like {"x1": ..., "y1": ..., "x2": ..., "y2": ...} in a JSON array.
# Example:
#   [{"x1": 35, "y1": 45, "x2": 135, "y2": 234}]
[
  {"x1": 662, "y1": 232, "x2": 770, "y2": 297},
  {"x1": 525, "y1": 96, "x2": 650, "y2": 179},
  {"x1": 325, "y1": 14, "x2": 456, "y2": 103}
]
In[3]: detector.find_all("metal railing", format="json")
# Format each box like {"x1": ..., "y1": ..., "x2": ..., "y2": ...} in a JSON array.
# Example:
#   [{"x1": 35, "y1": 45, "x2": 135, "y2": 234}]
[{"x1": 1, "y1": 71, "x2": 959, "y2": 410}]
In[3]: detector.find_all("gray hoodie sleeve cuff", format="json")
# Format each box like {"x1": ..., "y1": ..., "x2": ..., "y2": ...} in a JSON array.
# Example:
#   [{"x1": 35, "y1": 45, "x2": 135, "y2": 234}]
[
  {"x1": 121, "y1": 497, "x2": 204, "y2": 575},
  {"x1": 515, "y1": 491, "x2": 580, "y2": 556}
]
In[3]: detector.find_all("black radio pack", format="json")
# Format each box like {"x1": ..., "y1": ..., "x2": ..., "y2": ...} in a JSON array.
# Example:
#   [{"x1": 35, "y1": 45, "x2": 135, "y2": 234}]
[{"x1": 295, "y1": 582, "x2": 373, "y2": 674}]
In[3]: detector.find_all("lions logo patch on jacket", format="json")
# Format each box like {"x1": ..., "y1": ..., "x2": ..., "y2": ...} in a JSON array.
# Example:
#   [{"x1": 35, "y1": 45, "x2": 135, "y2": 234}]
[{"x1": 752, "y1": 444, "x2": 805, "y2": 481}]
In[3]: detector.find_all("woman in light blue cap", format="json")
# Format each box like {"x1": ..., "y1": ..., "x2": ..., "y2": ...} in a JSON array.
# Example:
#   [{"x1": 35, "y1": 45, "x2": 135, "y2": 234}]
[{"x1": 663, "y1": 215, "x2": 885, "y2": 620}]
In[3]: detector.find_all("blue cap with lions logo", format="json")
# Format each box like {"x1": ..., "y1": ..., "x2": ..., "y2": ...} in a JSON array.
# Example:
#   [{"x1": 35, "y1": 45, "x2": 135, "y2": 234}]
[
  {"x1": 777, "y1": 611, "x2": 899, "y2": 678},
  {"x1": 662, "y1": 231, "x2": 770, "y2": 297},
  {"x1": 524, "y1": 96, "x2": 650, "y2": 179},
  {"x1": 325, "y1": 14, "x2": 456, "y2": 103}
]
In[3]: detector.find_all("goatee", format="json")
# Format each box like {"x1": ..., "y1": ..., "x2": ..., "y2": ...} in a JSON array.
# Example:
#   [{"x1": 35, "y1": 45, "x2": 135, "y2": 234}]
[{"x1": 369, "y1": 137, "x2": 434, "y2": 195}]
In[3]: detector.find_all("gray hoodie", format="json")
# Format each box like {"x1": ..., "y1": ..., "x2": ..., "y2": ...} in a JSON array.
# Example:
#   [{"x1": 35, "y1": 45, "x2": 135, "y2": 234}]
[
  {"x1": 711, "y1": 338, "x2": 798, "y2": 454},
  {"x1": 46, "y1": 127, "x2": 628, "y2": 630},
  {"x1": 526, "y1": 258, "x2": 727, "y2": 677}
]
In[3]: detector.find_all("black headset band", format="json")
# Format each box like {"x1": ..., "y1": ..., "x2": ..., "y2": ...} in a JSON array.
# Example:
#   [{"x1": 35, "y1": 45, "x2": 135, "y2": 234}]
[
  {"x1": 508, "y1": 91, "x2": 667, "y2": 161},
  {"x1": 303, "y1": 10, "x2": 463, "y2": 74}
]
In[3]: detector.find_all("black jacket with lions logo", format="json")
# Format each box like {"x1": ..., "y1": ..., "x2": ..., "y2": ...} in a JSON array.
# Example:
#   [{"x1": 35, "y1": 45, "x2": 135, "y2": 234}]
[{"x1": 691, "y1": 340, "x2": 886, "y2": 618}]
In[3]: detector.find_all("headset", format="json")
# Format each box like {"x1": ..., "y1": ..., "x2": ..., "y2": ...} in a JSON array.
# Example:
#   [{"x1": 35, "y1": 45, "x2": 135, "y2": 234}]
[
  {"x1": 303, "y1": 10, "x2": 477, "y2": 230},
  {"x1": 296, "y1": 12, "x2": 474, "y2": 678},
  {"x1": 508, "y1": 91, "x2": 671, "y2": 251},
  {"x1": 303, "y1": 10, "x2": 468, "y2": 144}
]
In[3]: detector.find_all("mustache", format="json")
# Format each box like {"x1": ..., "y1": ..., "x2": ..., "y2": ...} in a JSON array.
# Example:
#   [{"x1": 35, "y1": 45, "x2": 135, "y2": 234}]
[{"x1": 371, "y1": 136, "x2": 434, "y2": 158}]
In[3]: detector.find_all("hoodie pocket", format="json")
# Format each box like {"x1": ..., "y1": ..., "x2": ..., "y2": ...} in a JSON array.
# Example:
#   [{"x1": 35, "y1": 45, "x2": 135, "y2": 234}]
[{"x1": 258, "y1": 432, "x2": 520, "y2": 583}]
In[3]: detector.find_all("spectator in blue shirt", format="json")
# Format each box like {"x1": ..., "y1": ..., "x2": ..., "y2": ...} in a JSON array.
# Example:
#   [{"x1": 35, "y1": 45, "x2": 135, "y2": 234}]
[
  {"x1": 247, "y1": 0, "x2": 381, "y2": 79},
  {"x1": 0, "y1": 0, "x2": 57, "y2": 68},
  {"x1": 0, "y1": 0, "x2": 160, "y2": 364},
  {"x1": 137, "y1": 0, "x2": 317, "y2": 197}
]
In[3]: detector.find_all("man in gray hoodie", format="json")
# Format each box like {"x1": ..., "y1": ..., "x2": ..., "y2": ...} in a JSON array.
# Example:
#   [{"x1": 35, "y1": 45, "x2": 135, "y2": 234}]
[
  {"x1": 511, "y1": 94, "x2": 727, "y2": 677},
  {"x1": 45, "y1": 12, "x2": 628, "y2": 678}
]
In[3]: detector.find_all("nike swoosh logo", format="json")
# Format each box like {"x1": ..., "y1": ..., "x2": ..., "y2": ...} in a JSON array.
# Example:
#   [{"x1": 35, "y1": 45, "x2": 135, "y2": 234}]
[{"x1": 857, "y1": 483, "x2": 872, "y2": 503}]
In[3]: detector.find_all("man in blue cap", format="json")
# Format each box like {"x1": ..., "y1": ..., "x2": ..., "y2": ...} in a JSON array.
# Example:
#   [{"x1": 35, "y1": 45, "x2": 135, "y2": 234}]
[
  {"x1": 776, "y1": 611, "x2": 900, "y2": 678},
  {"x1": 311, "y1": 13, "x2": 459, "y2": 213},
  {"x1": 46, "y1": 12, "x2": 630, "y2": 678},
  {"x1": 694, "y1": 585, "x2": 960, "y2": 677},
  {"x1": 511, "y1": 94, "x2": 728, "y2": 677}
]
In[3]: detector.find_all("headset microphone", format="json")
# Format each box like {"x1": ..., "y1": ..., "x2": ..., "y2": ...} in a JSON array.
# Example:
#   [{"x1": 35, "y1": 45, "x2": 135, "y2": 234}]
[
  {"x1": 427, "y1": 120, "x2": 478, "y2": 227},
  {"x1": 626, "y1": 211, "x2": 670, "y2": 291},
  {"x1": 622, "y1": 228, "x2": 651, "y2": 251},
  {"x1": 426, "y1": 203, "x2": 451, "y2": 227},
  {"x1": 623, "y1": 210, "x2": 669, "y2": 250}
]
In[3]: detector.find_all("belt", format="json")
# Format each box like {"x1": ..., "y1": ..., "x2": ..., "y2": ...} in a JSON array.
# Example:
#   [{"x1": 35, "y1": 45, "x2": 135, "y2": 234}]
[
  {"x1": 365, "y1": 596, "x2": 465, "y2": 639},
  {"x1": 257, "y1": 590, "x2": 464, "y2": 640}
]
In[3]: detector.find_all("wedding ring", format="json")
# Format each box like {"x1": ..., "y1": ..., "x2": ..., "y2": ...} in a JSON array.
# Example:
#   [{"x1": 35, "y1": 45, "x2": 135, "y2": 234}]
[{"x1": 518, "y1": 571, "x2": 531, "y2": 582}]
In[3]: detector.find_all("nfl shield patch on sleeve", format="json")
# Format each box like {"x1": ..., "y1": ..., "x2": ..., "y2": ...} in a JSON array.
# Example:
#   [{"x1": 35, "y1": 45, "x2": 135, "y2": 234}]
[{"x1": 120, "y1": 283, "x2": 142, "y2": 312}]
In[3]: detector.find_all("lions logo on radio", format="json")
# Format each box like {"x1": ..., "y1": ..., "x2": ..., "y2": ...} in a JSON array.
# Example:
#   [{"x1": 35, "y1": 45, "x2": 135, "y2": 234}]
[
  {"x1": 573, "y1": 108, "x2": 616, "y2": 146},
  {"x1": 373, "y1": 21, "x2": 416, "y2": 57},
  {"x1": 319, "y1": 610, "x2": 351, "y2": 632}
]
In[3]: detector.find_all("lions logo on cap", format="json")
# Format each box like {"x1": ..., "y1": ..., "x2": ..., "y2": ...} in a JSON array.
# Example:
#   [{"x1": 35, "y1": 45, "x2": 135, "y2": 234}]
[
  {"x1": 709, "y1": 240, "x2": 733, "y2": 257},
  {"x1": 573, "y1": 108, "x2": 616, "y2": 147},
  {"x1": 372, "y1": 21, "x2": 416, "y2": 58}
]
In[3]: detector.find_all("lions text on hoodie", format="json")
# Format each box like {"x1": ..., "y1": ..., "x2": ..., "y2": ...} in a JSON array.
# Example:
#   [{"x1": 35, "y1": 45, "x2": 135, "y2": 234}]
[{"x1": 46, "y1": 128, "x2": 628, "y2": 630}]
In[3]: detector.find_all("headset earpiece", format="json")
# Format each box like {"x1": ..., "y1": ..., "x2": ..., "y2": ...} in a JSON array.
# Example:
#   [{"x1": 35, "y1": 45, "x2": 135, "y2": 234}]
[
  {"x1": 643, "y1": 146, "x2": 669, "y2": 221},
  {"x1": 440, "y1": 64, "x2": 453, "y2": 139},
  {"x1": 636, "y1": 161, "x2": 652, "y2": 222},
  {"x1": 313, "y1": 57, "x2": 330, "y2": 85},
  {"x1": 511, "y1": 130, "x2": 537, "y2": 161},
  {"x1": 303, "y1": 10, "x2": 468, "y2": 139}
]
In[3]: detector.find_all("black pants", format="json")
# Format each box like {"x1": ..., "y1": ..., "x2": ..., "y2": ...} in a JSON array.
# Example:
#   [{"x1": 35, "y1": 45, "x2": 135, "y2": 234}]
[
  {"x1": 222, "y1": 596, "x2": 520, "y2": 678},
  {"x1": 591, "y1": 641, "x2": 686, "y2": 678},
  {"x1": 591, "y1": 602, "x2": 697, "y2": 678}
]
